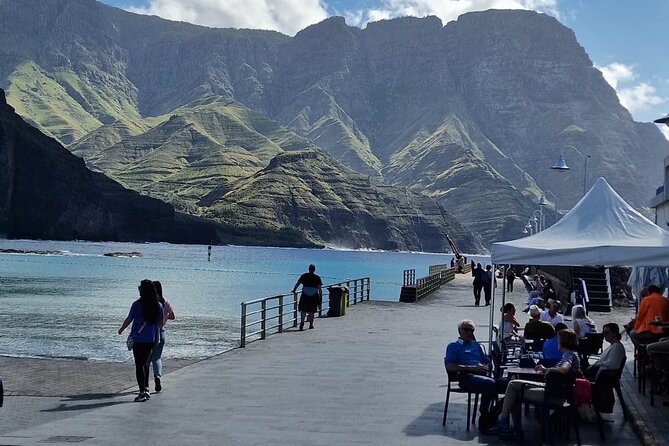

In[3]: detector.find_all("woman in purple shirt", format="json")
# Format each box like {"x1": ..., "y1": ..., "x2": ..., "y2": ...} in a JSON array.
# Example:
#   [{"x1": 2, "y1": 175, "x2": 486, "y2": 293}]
[{"x1": 118, "y1": 280, "x2": 163, "y2": 402}]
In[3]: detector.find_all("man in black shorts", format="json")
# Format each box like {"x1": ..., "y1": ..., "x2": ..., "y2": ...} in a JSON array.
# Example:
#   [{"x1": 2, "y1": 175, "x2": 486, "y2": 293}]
[{"x1": 292, "y1": 264, "x2": 323, "y2": 331}]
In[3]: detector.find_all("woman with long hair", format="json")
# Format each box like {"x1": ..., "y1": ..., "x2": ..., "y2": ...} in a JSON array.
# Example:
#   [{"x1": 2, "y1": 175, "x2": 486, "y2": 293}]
[
  {"x1": 118, "y1": 279, "x2": 163, "y2": 402},
  {"x1": 151, "y1": 280, "x2": 175, "y2": 392},
  {"x1": 571, "y1": 304, "x2": 596, "y2": 339}
]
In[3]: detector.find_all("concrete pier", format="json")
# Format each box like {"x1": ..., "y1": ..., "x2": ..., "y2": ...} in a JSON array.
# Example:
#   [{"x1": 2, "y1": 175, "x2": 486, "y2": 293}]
[{"x1": 0, "y1": 274, "x2": 640, "y2": 445}]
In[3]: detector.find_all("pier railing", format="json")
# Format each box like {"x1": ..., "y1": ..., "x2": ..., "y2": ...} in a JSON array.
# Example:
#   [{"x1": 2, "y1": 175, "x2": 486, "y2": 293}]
[
  {"x1": 400, "y1": 265, "x2": 457, "y2": 302},
  {"x1": 240, "y1": 277, "x2": 371, "y2": 347}
]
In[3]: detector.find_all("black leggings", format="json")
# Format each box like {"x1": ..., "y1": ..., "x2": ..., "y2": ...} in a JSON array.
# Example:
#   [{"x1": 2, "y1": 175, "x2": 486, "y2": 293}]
[{"x1": 133, "y1": 343, "x2": 153, "y2": 392}]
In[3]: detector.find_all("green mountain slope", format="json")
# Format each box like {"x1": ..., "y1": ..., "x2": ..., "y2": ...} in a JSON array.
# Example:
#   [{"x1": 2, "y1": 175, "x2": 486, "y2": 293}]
[
  {"x1": 205, "y1": 149, "x2": 483, "y2": 252},
  {"x1": 1, "y1": 1, "x2": 668, "y2": 248}
]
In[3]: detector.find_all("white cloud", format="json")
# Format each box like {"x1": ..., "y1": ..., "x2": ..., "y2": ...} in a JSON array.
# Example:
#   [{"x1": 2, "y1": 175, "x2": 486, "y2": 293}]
[
  {"x1": 342, "y1": 0, "x2": 559, "y2": 28},
  {"x1": 597, "y1": 62, "x2": 666, "y2": 117},
  {"x1": 128, "y1": 0, "x2": 328, "y2": 36},
  {"x1": 660, "y1": 125, "x2": 669, "y2": 142},
  {"x1": 597, "y1": 62, "x2": 635, "y2": 89},
  {"x1": 618, "y1": 83, "x2": 664, "y2": 112}
]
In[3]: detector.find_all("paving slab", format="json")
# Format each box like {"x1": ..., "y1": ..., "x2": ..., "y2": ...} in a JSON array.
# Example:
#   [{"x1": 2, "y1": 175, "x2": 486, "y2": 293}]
[{"x1": 0, "y1": 275, "x2": 640, "y2": 445}]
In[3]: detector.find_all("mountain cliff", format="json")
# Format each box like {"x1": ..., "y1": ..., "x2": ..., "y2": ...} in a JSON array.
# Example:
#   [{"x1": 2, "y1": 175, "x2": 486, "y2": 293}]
[
  {"x1": 0, "y1": 88, "x2": 224, "y2": 243},
  {"x1": 1, "y1": 0, "x2": 667, "y2": 249}
]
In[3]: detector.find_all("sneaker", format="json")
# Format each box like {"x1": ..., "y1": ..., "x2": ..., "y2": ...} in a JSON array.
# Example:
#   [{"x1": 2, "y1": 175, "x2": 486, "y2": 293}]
[
  {"x1": 144, "y1": 390, "x2": 151, "y2": 399},
  {"x1": 299, "y1": 323, "x2": 304, "y2": 331},
  {"x1": 134, "y1": 393, "x2": 147, "y2": 402},
  {"x1": 155, "y1": 377, "x2": 162, "y2": 393},
  {"x1": 309, "y1": 324, "x2": 314, "y2": 329}
]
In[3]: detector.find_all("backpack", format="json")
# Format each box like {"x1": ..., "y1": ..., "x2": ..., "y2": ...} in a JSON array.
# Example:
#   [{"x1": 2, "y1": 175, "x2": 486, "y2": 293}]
[{"x1": 573, "y1": 378, "x2": 592, "y2": 407}]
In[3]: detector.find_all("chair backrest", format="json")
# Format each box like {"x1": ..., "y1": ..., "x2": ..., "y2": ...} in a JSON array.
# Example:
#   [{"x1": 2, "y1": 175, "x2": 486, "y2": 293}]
[
  {"x1": 579, "y1": 332, "x2": 604, "y2": 355},
  {"x1": 525, "y1": 338, "x2": 546, "y2": 352},
  {"x1": 544, "y1": 370, "x2": 577, "y2": 401}
]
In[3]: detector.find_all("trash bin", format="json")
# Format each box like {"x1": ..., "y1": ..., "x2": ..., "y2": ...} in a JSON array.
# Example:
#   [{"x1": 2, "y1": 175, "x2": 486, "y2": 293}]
[{"x1": 327, "y1": 286, "x2": 348, "y2": 317}]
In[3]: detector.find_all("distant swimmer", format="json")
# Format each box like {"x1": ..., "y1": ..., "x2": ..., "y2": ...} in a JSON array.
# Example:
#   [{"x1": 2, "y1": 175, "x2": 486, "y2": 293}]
[
  {"x1": 207, "y1": 245, "x2": 212, "y2": 261},
  {"x1": 292, "y1": 264, "x2": 323, "y2": 331}
]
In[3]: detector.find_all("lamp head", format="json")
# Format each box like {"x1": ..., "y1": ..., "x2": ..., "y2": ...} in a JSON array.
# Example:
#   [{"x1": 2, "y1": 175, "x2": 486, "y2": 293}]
[
  {"x1": 551, "y1": 153, "x2": 570, "y2": 170},
  {"x1": 538, "y1": 193, "x2": 547, "y2": 206},
  {"x1": 654, "y1": 114, "x2": 669, "y2": 127}
]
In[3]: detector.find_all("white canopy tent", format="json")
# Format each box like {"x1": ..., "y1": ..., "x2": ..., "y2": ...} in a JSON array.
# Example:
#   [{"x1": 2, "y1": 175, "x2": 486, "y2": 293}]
[
  {"x1": 488, "y1": 177, "x2": 669, "y2": 343},
  {"x1": 491, "y1": 177, "x2": 669, "y2": 267}
]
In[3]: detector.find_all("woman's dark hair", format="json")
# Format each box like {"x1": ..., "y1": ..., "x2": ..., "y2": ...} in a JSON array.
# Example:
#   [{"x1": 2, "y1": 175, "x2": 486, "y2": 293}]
[
  {"x1": 603, "y1": 322, "x2": 622, "y2": 341},
  {"x1": 153, "y1": 280, "x2": 165, "y2": 303},
  {"x1": 557, "y1": 329, "x2": 579, "y2": 351},
  {"x1": 554, "y1": 322, "x2": 568, "y2": 332},
  {"x1": 139, "y1": 279, "x2": 161, "y2": 324},
  {"x1": 502, "y1": 303, "x2": 515, "y2": 313}
]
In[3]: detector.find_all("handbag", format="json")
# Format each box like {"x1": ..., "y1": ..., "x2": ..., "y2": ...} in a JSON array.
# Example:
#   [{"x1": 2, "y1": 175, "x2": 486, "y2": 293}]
[{"x1": 126, "y1": 322, "x2": 147, "y2": 351}]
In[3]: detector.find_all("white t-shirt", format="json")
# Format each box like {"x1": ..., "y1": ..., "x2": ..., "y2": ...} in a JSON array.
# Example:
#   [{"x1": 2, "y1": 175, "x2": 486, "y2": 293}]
[
  {"x1": 540, "y1": 310, "x2": 564, "y2": 326},
  {"x1": 594, "y1": 342, "x2": 626, "y2": 370}
]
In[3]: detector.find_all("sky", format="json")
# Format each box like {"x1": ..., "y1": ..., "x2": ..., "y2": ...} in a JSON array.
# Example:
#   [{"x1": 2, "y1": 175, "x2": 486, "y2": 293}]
[{"x1": 99, "y1": 0, "x2": 669, "y2": 137}]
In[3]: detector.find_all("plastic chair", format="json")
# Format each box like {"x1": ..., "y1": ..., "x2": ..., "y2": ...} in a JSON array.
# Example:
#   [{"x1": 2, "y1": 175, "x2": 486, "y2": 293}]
[{"x1": 443, "y1": 370, "x2": 480, "y2": 430}]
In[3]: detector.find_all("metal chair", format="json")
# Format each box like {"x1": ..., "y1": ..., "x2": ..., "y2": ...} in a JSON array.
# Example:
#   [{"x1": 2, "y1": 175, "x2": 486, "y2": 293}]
[
  {"x1": 443, "y1": 370, "x2": 479, "y2": 430},
  {"x1": 591, "y1": 356, "x2": 629, "y2": 441},
  {"x1": 541, "y1": 371, "x2": 581, "y2": 445},
  {"x1": 578, "y1": 332, "x2": 604, "y2": 366}
]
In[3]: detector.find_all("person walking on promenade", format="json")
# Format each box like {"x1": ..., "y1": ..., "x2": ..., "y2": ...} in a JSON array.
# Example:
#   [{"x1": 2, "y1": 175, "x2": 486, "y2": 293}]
[
  {"x1": 506, "y1": 266, "x2": 515, "y2": 293},
  {"x1": 292, "y1": 264, "x2": 323, "y2": 331},
  {"x1": 151, "y1": 280, "x2": 175, "y2": 393},
  {"x1": 482, "y1": 265, "x2": 495, "y2": 306},
  {"x1": 118, "y1": 280, "x2": 164, "y2": 402},
  {"x1": 472, "y1": 263, "x2": 484, "y2": 306}
]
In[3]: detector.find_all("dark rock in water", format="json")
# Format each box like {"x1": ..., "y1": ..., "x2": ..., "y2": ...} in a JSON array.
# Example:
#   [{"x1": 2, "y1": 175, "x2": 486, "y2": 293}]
[
  {"x1": 0, "y1": 248, "x2": 64, "y2": 255},
  {"x1": 103, "y1": 251, "x2": 142, "y2": 257}
]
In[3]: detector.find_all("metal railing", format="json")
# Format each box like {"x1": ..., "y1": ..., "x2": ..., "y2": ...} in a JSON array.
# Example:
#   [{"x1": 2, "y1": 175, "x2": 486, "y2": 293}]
[
  {"x1": 403, "y1": 269, "x2": 416, "y2": 286},
  {"x1": 412, "y1": 266, "x2": 457, "y2": 301},
  {"x1": 240, "y1": 277, "x2": 371, "y2": 347}
]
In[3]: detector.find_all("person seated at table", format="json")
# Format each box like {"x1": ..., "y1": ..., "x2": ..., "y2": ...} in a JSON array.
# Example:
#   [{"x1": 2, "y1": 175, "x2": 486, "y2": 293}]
[
  {"x1": 499, "y1": 303, "x2": 520, "y2": 341},
  {"x1": 571, "y1": 304, "x2": 597, "y2": 339},
  {"x1": 524, "y1": 305, "x2": 556, "y2": 340},
  {"x1": 541, "y1": 322, "x2": 568, "y2": 367},
  {"x1": 444, "y1": 320, "x2": 507, "y2": 423},
  {"x1": 624, "y1": 287, "x2": 650, "y2": 334},
  {"x1": 583, "y1": 323, "x2": 625, "y2": 380},
  {"x1": 484, "y1": 329, "x2": 581, "y2": 440},
  {"x1": 540, "y1": 301, "x2": 564, "y2": 327},
  {"x1": 630, "y1": 285, "x2": 669, "y2": 346}
]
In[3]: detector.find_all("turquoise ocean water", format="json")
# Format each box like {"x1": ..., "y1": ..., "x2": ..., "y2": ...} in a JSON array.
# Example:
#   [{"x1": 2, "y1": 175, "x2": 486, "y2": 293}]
[{"x1": 0, "y1": 239, "x2": 488, "y2": 361}]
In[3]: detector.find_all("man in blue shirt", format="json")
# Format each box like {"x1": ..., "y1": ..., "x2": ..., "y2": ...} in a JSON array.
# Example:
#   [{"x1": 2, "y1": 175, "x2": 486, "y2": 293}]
[{"x1": 445, "y1": 319, "x2": 506, "y2": 423}]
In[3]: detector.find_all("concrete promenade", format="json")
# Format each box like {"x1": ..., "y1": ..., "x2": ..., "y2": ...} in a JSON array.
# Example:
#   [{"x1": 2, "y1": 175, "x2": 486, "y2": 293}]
[{"x1": 0, "y1": 274, "x2": 641, "y2": 445}]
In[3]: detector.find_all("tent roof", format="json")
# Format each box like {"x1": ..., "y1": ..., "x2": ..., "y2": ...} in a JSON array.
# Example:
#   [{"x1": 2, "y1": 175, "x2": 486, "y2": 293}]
[{"x1": 491, "y1": 177, "x2": 669, "y2": 266}]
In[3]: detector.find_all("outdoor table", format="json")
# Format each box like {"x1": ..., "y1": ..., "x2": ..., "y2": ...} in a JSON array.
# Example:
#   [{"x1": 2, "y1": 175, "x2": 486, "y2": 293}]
[{"x1": 506, "y1": 367, "x2": 546, "y2": 382}]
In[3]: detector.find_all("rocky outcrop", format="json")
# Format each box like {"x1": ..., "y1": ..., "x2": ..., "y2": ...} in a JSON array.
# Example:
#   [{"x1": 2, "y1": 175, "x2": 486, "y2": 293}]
[
  {"x1": 0, "y1": 89, "x2": 316, "y2": 247},
  {"x1": 205, "y1": 149, "x2": 484, "y2": 252}
]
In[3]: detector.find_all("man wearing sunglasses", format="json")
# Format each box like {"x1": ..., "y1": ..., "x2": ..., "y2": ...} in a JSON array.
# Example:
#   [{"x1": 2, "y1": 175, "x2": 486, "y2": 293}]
[{"x1": 445, "y1": 320, "x2": 505, "y2": 426}]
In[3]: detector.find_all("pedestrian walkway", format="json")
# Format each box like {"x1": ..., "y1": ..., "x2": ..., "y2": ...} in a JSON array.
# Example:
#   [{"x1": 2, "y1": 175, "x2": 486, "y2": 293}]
[{"x1": 0, "y1": 275, "x2": 640, "y2": 445}]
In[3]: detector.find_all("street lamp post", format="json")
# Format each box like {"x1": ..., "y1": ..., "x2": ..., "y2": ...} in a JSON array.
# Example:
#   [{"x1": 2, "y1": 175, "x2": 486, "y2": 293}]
[
  {"x1": 550, "y1": 145, "x2": 591, "y2": 196},
  {"x1": 533, "y1": 209, "x2": 544, "y2": 232},
  {"x1": 538, "y1": 190, "x2": 559, "y2": 224}
]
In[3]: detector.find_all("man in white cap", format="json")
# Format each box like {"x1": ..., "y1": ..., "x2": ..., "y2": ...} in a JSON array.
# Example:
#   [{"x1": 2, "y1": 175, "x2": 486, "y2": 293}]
[{"x1": 523, "y1": 304, "x2": 556, "y2": 340}]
